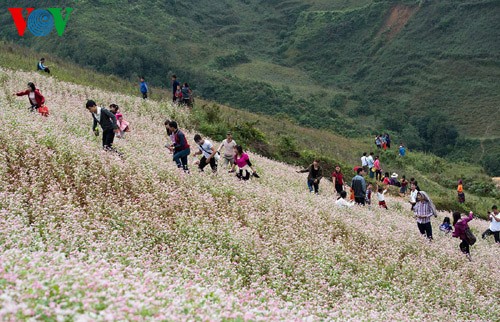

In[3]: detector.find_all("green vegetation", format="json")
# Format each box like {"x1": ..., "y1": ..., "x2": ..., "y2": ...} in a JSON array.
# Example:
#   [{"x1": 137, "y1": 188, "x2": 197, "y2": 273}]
[
  {"x1": 0, "y1": 24, "x2": 497, "y2": 218},
  {"x1": 1, "y1": 0, "x2": 498, "y2": 174}
]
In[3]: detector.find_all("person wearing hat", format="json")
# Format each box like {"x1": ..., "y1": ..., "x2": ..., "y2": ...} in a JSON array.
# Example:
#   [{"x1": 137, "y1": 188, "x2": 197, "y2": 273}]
[
  {"x1": 390, "y1": 173, "x2": 400, "y2": 186},
  {"x1": 85, "y1": 100, "x2": 119, "y2": 151},
  {"x1": 482, "y1": 205, "x2": 500, "y2": 243},
  {"x1": 413, "y1": 191, "x2": 438, "y2": 240},
  {"x1": 217, "y1": 132, "x2": 237, "y2": 169}
]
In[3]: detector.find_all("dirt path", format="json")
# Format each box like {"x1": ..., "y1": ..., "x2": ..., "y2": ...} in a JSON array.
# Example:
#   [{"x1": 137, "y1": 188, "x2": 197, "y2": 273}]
[{"x1": 377, "y1": 4, "x2": 419, "y2": 40}]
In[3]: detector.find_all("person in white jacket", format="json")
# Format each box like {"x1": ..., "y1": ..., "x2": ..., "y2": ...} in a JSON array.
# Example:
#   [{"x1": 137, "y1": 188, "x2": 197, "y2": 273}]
[
  {"x1": 482, "y1": 205, "x2": 500, "y2": 243},
  {"x1": 335, "y1": 190, "x2": 354, "y2": 208}
]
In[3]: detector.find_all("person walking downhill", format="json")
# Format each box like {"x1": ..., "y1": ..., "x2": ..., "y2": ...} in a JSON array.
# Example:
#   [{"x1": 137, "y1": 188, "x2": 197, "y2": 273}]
[
  {"x1": 139, "y1": 76, "x2": 148, "y2": 99},
  {"x1": 167, "y1": 121, "x2": 190, "y2": 173},
  {"x1": 452, "y1": 211, "x2": 475, "y2": 261},
  {"x1": 331, "y1": 165, "x2": 345, "y2": 196},
  {"x1": 109, "y1": 104, "x2": 130, "y2": 138},
  {"x1": 413, "y1": 191, "x2": 437, "y2": 240},
  {"x1": 482, "y1": 205, "x2": 500, "y2": 243},
  {"x1": 297, "y1": 160, "x2": 323, "y2": 194},
  {"x1": 193, "y1": 134, "x2": 218, "y2": 173},
  {"x1": 230, "y1": 145, "x2": 260, "y2": 180},
  {"x1": 14, "y1": 82, "x2": 46, "y2": 114},
  {"x1": 351, "y1": 167, "x2": 367, "y2": 205},
  {"x1": 217, "y1": 132, "x2": 237, "y2": 169},
  {"x1": 85, "y1": 100, "x2": 119, "y2": 151},
  {"x1": 457, "y1": 179, "x2": 465, "y2": 204}
]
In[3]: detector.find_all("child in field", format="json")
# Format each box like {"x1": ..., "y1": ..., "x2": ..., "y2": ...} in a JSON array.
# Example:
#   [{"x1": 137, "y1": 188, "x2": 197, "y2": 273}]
[
  {"x1": 439, "y1": 217, "x2": 453, "y2": 234},
  {"x1": 109, "y1": 104, "x2": 130, "y2": 138},
  {"x1": 377, "y1": 186, "x2": 388, "y2": 209},
  {"x1": 365, "y1": 183, "x2": 373, "y2": 205},
  {"x1": 457, "y1": 179, "x2": 465, "y2": 203}
]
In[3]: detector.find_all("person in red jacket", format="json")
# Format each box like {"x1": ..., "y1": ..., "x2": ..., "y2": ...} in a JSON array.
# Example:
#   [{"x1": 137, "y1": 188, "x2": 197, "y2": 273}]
[{"x1": 14, "y1": 82, "x2": 45, "y2": 112}]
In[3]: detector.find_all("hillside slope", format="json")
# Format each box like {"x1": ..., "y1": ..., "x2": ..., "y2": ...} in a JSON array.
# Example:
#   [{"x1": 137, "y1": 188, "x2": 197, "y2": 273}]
[
  {"x1": 0, "y1": 0, "x2": 498, "y2": 174},
  {"x1": 0, "y1": 68, "x2": 499, "y2": 320}
]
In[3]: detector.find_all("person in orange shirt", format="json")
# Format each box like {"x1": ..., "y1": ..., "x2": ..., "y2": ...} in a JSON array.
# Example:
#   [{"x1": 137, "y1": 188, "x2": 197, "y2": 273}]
[{"x1": 457, "y1": 179, "x2": 465, "y2": 203}]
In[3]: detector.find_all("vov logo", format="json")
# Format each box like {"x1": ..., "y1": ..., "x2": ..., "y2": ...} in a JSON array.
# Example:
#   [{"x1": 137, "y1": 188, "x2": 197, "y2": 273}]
[{"x1": 9, "y1": 8, "x2": 73, "y2": 37}]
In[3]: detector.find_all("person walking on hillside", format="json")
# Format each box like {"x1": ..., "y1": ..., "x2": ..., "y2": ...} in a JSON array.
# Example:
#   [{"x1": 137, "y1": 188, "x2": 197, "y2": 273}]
[
  {"x1": 413, "y1": 191, "x2": 437, "y2": 240},
  {"x1": 217, "y1": 132, "x2": 237, "y2": 169},
  {"x1": 409, "y1": 181, "x2": 419, "y2": 210},
  {"x1": 482, "y1": 205, "x2": 500, "y2": 243},
  {"x1": 457, "y1": 179, "x2": 465, "y2": 204},
  {"x1": 399, "y1": 143, "x2": 406, "y2": 157},
  {"x1": 139, "y1": 76, "x2": 148, "y2": 99},
  {"x1": 193, "y1": 134, "x2": 218, "y2": 173},
  {"x1": 361, "y1": 152, "x2": 368, "y2": 173},
  {"x1": 366, "y1": 152, "x2": 375, "y2": 179},
  {"x1": 171, "y1": 75, "x2": 180, "y2": 103},
  {"x1": 14, "y1": 82, "x2": 46, "y2": 114},
  {"x1": 85, "y1": 100, "x2": 119, "y2": 151},
  {"x1": 452, "y1": 211, "x2": 475, "y2": 261},
  {"x1": 351, "y1": 167, "x2": 367, "y2": 205},
  {"x1": 384, "y1": 133, "x2": 391, "y2": 149},
  {"x1": 331, "y1": 165, "x2": 345, "y2": 196},
  {"x1": 373, "y1": 156, "x2": 382, "y2": 181},
  {"x1": 181, "y1": 83, "x2": 193, "y2": 107},
  {"x1": 37, "y1": 58, "x2": 50, "y2": 74},
  {"x1": 164, "y1": 119, "x2": 176, "y2": 153},
  {"x1": 167, "y1": 121, "x2": 190, "y2": 173},
  {"x1": 375, "y1": 135, "x2": 382, "y2": 149},
  {"x1": 297, "y1": 160, "x2": 323, "y2": 194},
  {"x1": 109, "y1": 104, "x2": 130, "y2": 138},
  {"x1": 230, "y1": 145, "x2": 260, "y2": 180}
]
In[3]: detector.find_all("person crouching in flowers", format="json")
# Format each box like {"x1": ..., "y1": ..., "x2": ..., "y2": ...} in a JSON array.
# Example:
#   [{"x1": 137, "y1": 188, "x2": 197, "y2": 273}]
[
  {"x1": 439, "y1": 216, "x2": 453, "y2": 234},
  {"x1": 85, "y1": 100, "x2": 119, "y2": 151},
  {"x1": 229, "y1": 145, "x2": 259, "y2": 180},
  {"x1": 297, "y1": 159, "x2": 323, "y2": 194},
  {"x1": 14, "y1": 82, "x2": 45, "y2": 113},
  {"x1": 109, "y1": 104, "x2": 130, "y2": 138},
  {"x1": 452, "y1": 211, "x2": 475, "y2": 261},
  {"x1": 413, "y1": 191, "x2": 438, "y2": 240},
  {"x1": 335, "y1": 190, "x2": 354, "y2": 207}
]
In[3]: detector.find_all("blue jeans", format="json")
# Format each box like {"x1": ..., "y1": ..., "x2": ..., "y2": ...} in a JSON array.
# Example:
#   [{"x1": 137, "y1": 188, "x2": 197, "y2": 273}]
[
  {"x1": 173, "y1": 148, "x2": 190, "y2": 170},
  {"x1": 307, "y1": 179, "x2": 319, "y2": 193}
]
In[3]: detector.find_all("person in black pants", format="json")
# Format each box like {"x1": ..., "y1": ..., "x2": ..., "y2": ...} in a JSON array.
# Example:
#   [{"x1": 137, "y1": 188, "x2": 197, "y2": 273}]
[
  {"x1": 171, "y1": 74, "x2": 180, "y2": 103},
  {"x1": 85, "y1": 100, "x2": 119, "y2": 151},
  {"x1": 297, "y1": 159, "x2": 323, "y2": 194}
]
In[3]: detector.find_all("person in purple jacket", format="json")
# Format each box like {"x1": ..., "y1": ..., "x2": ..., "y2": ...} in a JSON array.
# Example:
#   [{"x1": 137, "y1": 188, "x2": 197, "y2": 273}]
[{"x1": 452, "y1": 211, "x2": 474, "y2": 261}]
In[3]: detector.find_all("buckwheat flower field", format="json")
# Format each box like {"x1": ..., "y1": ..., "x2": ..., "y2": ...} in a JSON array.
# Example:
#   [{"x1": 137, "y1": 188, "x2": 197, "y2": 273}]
[{"x1": 0, "y1": 69, "x2": 498, "y2": 321}]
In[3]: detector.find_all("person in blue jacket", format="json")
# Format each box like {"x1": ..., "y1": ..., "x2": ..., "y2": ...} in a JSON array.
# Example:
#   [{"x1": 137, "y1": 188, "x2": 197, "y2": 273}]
[
  {"x1": 37, "y1": 58, "x2": 50, "y2": 74},
  {"x1": 139, "y1": 76, "x2": 148, "y2": 99}
]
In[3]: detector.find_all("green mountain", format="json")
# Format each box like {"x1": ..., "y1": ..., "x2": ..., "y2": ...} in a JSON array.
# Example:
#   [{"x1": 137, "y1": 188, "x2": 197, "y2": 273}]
[{"x1": 0, "y1": 0, "x2": 498, "y2": 174}]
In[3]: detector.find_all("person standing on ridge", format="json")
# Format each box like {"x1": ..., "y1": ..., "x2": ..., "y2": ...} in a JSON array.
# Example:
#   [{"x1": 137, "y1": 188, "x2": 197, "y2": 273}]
[
  {"x1": 171, "y1": 75, "x2": 180, "y2": 103},
  {"x1": 457, "y1": 179, "x2": 465, "y2": 204},
  {"x1": 366, "y1": 152, "x2": 375, "y2": 179},
  {"x1": 351, "y1": 167, "x2": 367, "y2": 205},
  {"x1": 361, "y1": 152, "x2": 368, "y2": 173},
  {"x1": 181, "y1": 83, "x2": 193, "y2": 107},
  {"x1": 139, "y1": 76, "x2": 148, "y2": 99},
  {"x1": 85, "y1": 100, "x2": 119, "y2": 151}
]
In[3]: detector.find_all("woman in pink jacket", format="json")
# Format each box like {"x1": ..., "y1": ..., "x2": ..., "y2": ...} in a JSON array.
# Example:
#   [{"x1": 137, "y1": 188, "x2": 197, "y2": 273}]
[{"x1": 229, "y1": 145, "x2": 260, "y2": 180}]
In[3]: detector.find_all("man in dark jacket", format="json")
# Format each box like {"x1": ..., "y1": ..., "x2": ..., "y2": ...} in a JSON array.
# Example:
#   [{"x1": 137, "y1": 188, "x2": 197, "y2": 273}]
[
  {"x1": 167, "y1": 121, "x2": 190, "y2": 173},
  {"x1": 351, "y1": 167, "x2": 367, "y2": 205},
  {"x1": 85, "y1": 100, "x2": 119, "y2": 151}
]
